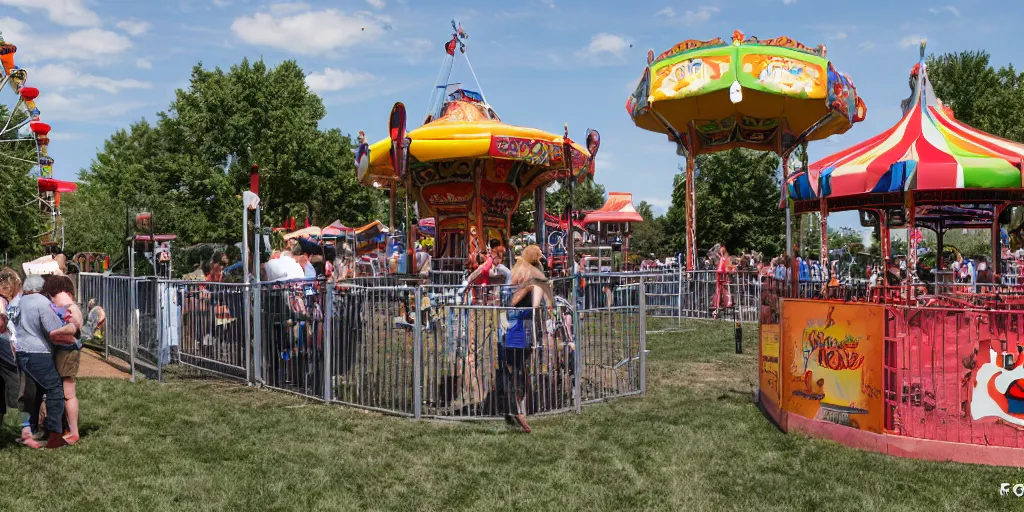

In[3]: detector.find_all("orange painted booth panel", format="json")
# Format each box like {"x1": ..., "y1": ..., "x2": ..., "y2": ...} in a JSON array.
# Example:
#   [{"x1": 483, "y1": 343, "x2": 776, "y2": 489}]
[{"x1": 781, "y1": 300, "x2": 885, "y2": 433}]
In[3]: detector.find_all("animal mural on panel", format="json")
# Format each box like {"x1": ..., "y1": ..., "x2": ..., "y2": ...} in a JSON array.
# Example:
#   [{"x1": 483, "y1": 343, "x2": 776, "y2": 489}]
[{"x1": 966, "y1": 337, "x2": 1024, "y2": 428}]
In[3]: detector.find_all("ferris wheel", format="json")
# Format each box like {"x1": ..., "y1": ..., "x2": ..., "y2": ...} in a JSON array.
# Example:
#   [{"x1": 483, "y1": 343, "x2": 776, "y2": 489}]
[{"x1": 0, "y1": 29, "x2": 72, "y2": 252}]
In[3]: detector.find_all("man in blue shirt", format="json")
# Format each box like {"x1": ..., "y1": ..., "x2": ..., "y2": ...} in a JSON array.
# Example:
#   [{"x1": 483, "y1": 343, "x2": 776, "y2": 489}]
[{"x1": 13, "y1": 275, "x2": 73, "y2": 448}]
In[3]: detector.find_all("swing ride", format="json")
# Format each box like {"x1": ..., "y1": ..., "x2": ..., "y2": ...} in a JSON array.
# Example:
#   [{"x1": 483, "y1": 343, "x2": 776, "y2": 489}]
[
  {"x1": 627, "y1": 29, "x2": 866, "y2": 270},
  {"x1": 0, "y1": 29, "x2": 76, "y2": 252},
  {"x1": 358, "y1": 21, "x2": 599, "y2": 266}
]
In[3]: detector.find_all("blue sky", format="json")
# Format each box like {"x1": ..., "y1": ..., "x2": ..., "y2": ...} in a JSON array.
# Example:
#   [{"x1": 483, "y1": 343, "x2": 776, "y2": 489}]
[{"x1": 3, "y1": 0, "x2": 1022, "y2": 233}]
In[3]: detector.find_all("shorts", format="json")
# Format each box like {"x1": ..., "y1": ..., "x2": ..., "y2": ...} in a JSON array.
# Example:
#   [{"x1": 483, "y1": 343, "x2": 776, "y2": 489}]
[
  {"x1": 0, "y1": 362, "x2": 18, "y2": 412},
  {"x1": 54, "y1": 349, "x2": 81, "y2": 379}
]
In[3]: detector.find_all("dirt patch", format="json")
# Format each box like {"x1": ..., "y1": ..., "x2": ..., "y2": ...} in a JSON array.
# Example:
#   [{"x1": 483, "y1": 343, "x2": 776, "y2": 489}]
[{"x1": 78, "y1": 348, "x2": 130, "y2": 379}]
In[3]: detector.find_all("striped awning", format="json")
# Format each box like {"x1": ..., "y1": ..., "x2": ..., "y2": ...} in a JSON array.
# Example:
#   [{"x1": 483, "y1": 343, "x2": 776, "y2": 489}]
[{"x1": 791, "y1": 45, "x2": 1024, "y2": 202}]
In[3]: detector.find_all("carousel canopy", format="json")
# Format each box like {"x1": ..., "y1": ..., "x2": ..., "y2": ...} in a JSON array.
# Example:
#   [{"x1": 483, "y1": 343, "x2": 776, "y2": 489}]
[
  {"x1": 583, "y1": 192, "x2": 644, "y2": 225},
  {"x1": 360, "y1": 99, "x2": 593, "y2": 190},
  {"x1": 795, "y1": 42, "x2": 1024, "y2": 204},
  {"x1": 627, "y1": 30, "x2": 865, "y2": 155}
]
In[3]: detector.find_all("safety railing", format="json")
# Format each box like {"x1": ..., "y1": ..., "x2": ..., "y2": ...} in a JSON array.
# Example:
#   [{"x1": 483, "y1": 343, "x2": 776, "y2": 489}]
[
  {"x1": 641, "y1": 269, "x2": 762, "y2": 323},
  {"x1": 74, "y1": 272, "x2": 647, "y2": 421}
]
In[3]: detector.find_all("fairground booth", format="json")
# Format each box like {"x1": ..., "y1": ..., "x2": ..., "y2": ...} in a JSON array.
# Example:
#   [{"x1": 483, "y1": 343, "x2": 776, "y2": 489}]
[
  {"x1": 759, "y1": 43, "x2": 1024, "y2": 467},
  {"x1": 582, "y1": 192, "x2": 643, "y2": 267}
]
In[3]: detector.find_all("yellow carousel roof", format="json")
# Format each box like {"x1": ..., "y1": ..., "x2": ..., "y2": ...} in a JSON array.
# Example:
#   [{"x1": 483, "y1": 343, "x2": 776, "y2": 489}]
[{"x1": 358, "y1": 99, "x2": 592, "y2": 186}]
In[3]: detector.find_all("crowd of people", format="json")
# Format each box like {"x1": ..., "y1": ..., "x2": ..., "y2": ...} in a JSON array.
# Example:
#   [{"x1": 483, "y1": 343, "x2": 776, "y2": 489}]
[{"x1": 0, "y1": 264, "x2": 105, "y2": 450}]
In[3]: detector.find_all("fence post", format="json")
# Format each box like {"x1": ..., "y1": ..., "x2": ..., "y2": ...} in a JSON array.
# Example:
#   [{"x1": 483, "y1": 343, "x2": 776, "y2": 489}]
[
  {"x1": 253, "y1": 282, "x2": 263, "y2": 385},
  {"x1": 677, "y1": 264, "x2": 683, "y2": 323},
  {"x1": 130, "y1": 308, "x2": 139, "y2": 383},
  {"x1": 640, "y1": 277, "x2": 647, "y2": 396},
  {"x1": 156, "y1": 281, "x2": 164, "y2": 383},
  {"x1": 413, "y1": 286, "x2": 423, "y2": 419},
  {"x1": 103, "y1": 276, "x2": 110, "y2": 361},
  {"x1": 573, "y1": 274, "x2": 583, "y2": 414},
  {"x1": 323, "y1": 284, "x2": 334, "y2": 402},
  {"x1": 243, "y1": 282, "x2": 253, "y2": 385}
]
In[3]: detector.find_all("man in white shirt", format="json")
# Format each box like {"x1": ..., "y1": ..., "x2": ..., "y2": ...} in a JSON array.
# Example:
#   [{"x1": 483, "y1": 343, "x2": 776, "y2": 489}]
[{"x1": 264, "y1": 251, "x2": 306, "y2": 281}]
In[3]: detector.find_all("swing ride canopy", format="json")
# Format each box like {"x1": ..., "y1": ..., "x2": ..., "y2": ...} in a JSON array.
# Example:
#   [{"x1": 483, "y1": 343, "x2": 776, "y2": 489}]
[
  {"x1": 792, "y1": 42, "x2": 1024, "y2": 212},
  {"x1": 627, "y1": 30, "x2": 866, "y2": 155},
  {"x1": 582, "y1": 192, "x2": 643, "y2": 225},
  {"x1": 358, "y1": 22, "x2": 599, "y2": 248}
]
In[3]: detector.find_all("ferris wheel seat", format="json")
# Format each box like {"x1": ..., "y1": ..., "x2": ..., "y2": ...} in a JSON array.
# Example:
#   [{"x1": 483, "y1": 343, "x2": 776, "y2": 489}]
[{"x1": 19, "y1": 86, "x2": 38, "y2": 100}]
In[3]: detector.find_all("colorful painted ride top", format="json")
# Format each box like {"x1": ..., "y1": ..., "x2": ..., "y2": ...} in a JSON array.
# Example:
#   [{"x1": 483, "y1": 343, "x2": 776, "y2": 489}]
[
  {"x1": 627, "y1": 30, "x2": 866, "y2": 154},
  {"x1": 795, "y1": 44, "x2": 1024, "y2": 202},
  {"x1": 360, "y1": 89, "x2": 593, "y2": 250}
]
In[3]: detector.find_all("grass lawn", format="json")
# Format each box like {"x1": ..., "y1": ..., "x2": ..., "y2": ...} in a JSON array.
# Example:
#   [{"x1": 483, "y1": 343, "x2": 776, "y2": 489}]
[{"x1": 0, "y1": 319, "x2": 1020, "y2": 511}]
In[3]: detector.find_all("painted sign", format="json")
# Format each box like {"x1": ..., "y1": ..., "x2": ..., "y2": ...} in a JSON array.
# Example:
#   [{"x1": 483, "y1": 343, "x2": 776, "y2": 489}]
[
  {"x1": 969, "y1": 338, "x2": 1024, "y2": 428},
  {"x1": 781, "y1": 300, "x2": 884, "y2": 433},
  {"x1": 739, "y1": 53, "x2": 826, "y2": 99},
  {"x1": 480, "y1": 181, "x2": 519, "y2": 219},
  {"x1": 760, "y1": 323, "x2": 781, "y2": 406},
  {"x1": 422, "y1": 182, "x2": 475, "y2": 215},
  {"x1": 650, "y1": 54, "x2": 732, "y2": 101}
]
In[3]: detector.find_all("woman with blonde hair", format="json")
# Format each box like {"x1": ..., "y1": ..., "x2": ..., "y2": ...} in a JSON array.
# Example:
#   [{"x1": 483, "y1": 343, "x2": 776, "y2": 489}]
[{"x1": 502, "y1": 245, "x2": 554, "y2": 433}]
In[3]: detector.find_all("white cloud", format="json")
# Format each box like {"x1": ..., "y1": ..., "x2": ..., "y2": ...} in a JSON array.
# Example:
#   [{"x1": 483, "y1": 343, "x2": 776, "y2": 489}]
[
  {"x1": 682, "y1": 6, "x2": 719, "y2": 25},
  {"x1": 47, "y1": 132, "x2": 83, "y2": 141},
  {"x1": 0, "y1": 0, "x2": 100, "y2": 28},
  {"x1": 928, "y1": 5, "x2": 960, "y2": 17},
  {"x1": 305, "y1": 67, "x2": 376, "y2": 92},
  {"x1": 0, "y1": 19, "x2": 134, "y2": 63},
  {"x1": 783, "y1": 0, "x2": 797, "y2": 4},
  {"x1": 269, "y1": 2, "x2": 310, "y2": 15},
  {"x1": 135, "y1": 58, "x2": 153, "y2": 69},
  {"x1": 116, "y1": 19, "x2": 151, "y2": 37},
  {"x1": 642, "y1": 197, "x2": 671, "y2": 213},
  {"x1": 35, "y1": 92, "x2": 149, "y2": 122},
  {"x1": 858, "y1": 41, "x2": 876, "y2": 51},
  {"x1": 366, "y1": 0, "x2": 385, "y2": 8},
  {"x1": 33, "y1": 63, "x2": 151, "y2": 94},
  {"x1": 833, "y1": 32, "x2": 848, "y2": 41},
  {"x1": 212, "y1": 0, "x2": 232, "y2": 7},
  {"x1": 231, "y1": 8, "x2": 391, "y2": 54},
  {"x1": 576, "y1": 33, "x2": 630, "y2": 61},
  {"x1": 658, "y1": 6, "x2": 720, "y2": 25},
  {"x1": 899, "y1": 34, "x2": 927, "y2": 48}
]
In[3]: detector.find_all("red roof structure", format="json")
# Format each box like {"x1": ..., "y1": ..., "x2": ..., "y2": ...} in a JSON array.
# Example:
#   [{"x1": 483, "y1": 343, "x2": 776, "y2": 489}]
[{"x1": 582, "y1": 192, "x2": 643, "y2": 225}]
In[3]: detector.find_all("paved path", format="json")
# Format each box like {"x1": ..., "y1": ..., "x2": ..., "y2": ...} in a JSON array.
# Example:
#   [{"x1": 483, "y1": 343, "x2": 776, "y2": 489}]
[{"x1": 77, "y1": 348, "x2": 130, "y2": 379}]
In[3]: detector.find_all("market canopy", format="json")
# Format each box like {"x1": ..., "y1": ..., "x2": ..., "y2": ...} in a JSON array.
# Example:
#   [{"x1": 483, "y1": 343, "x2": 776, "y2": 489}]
[
  {"x1": 583, "y1": 192, "x2": 644, "y2": 225},
  {"x1": 36, "y1": 178, "x2": 76, "y2": 193},
  {"x1": 795, "y1": 42, "x2": 1024, "y2": 205},
  {"x1": 627, "y1": 30, "x2": 866, "y2": 155}
]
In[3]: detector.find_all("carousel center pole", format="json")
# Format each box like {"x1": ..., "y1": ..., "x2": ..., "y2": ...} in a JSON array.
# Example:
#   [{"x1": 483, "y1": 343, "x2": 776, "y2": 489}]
[
  {"x1": 389, "y1": 182, "x2": 396, "y2": 233},
  {"x1": 819, "y1": 198, "x2": 829, "y2": 277},
  {"x1": 534, "y1": 188, "x2": 546, "y2": 255}
]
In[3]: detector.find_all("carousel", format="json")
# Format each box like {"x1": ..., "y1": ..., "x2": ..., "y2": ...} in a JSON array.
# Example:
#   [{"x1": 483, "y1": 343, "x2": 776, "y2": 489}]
[
  {"x1": 759, "y1": 42, "x2": 1024, "y2": 467},
  {"x1": 358, "y1": 22, "x2": 599, "y2": 269},
  {"x1": 627, "y1": 30, "x2": 866, "y2": 270}
]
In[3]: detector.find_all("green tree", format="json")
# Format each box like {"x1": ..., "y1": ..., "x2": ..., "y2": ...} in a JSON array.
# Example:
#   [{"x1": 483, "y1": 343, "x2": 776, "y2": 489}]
[
  {"x1": 546, "y1": 176, "x2": 606, "y2": 215},
  {"x1": 664, "y1": 149, "x2": 785, "y2": 260},
  {"x1": 629, "y1": 200, "x2": 667, "y2": 258},
  {"x1": 68, "y1": 58, "x2": 385, "y2": 258},
  {"x1": 926, "y1": 51, "x2": 1024, "y2": 143}
]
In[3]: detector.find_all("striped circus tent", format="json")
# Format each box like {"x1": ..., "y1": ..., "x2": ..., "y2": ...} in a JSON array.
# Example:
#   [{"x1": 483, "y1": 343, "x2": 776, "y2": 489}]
[{"x1": 790, "y1": 45, "x2": 1024, "y2": 202}]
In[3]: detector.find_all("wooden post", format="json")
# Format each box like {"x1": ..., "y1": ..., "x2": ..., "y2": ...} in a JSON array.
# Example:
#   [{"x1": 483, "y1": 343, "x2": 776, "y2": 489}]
[{"x1": 819, "y1": 199, "x2": 829, "y2": 272}]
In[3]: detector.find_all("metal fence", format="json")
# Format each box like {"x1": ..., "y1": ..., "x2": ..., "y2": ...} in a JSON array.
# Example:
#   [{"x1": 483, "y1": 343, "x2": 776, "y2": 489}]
[
  {"x1": 74, "y1": 272, "x2": 647, "y2": 420},
  {"x1": 640, "y1": 268, "x2": 763, "y2": 323}
]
